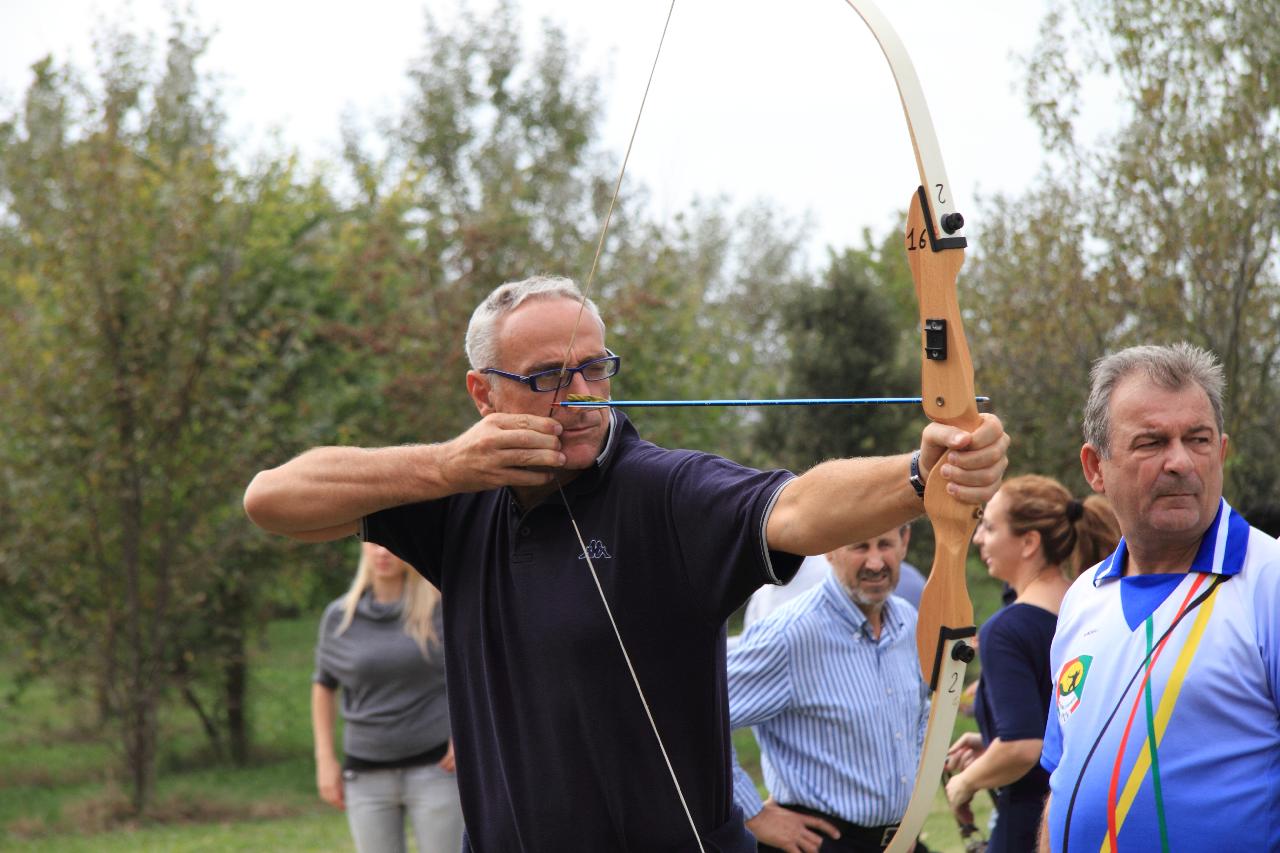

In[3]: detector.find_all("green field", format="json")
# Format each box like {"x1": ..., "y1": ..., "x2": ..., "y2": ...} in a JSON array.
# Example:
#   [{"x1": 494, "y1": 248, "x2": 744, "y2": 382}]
[{"x1": 1, "y1": 561, "x2": 1005, "y2": 851}]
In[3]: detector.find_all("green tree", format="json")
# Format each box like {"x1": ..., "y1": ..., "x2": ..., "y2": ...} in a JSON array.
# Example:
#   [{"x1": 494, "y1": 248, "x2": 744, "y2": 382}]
[
  {"x1": 325, "y1": 2, "x2": 617, "y2": 449},
  {"x1": 0, "y1": 21, "x2": 342, "y2": 810},
  {"x1": 330, "y1": 3, "x2": 807, "y2": 458},
  {"x1": 756, "y1": 230, "x2": 919, "y2": 474},
  {"x1": 968, "y1": 0, "x2": 1280, "y2": 506},
  {"x1": 965, "y1": 183, "x2": 1100, "y2": 491},
  {"x1": 600, "y1": 200, "x2": 811, "y2": 463}
]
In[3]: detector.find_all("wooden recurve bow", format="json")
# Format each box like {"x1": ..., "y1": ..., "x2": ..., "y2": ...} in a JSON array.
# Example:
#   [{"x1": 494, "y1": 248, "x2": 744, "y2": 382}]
[{"x1": 837, "y1": 3, "x2": 982, "y2": 849}]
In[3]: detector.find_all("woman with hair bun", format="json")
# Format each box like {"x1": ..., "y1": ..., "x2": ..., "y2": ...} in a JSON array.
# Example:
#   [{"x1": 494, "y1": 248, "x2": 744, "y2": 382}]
[{"x1": 944, "y1": 475, "x2": 1119, "y2": 852}]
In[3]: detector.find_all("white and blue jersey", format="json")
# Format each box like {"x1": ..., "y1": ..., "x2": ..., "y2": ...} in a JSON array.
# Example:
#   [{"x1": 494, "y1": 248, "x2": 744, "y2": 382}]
[{"x1": 1041, "y1": 499, "x2": 1280, "y2": 852}]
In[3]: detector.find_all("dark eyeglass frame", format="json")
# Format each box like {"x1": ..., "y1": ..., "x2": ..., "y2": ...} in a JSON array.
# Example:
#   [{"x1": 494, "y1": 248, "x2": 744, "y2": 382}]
[{"x1": 481, "y1": 349, "x2": 621, "y2": 392}]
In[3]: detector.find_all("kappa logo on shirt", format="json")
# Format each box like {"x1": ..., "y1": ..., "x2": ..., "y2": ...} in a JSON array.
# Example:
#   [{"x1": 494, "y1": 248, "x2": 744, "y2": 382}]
[
  {"x1": 577, "y1": 539, "x2": 613, "y2": 560},
  {"x1": 1055, "y1": 654, "x2": 1092, "y2": 723}
]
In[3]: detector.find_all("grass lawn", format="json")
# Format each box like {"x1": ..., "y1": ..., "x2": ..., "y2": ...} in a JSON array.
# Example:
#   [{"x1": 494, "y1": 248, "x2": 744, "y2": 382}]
[{"x1": 2, "y1": 558, "x2": 1007, "y2": 851}]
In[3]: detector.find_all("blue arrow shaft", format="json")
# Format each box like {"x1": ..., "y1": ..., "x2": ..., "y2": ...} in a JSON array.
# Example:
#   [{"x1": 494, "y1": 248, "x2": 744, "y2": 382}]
[{"x1": 559, "y1": 396, "x2": 990, "y2": 408}]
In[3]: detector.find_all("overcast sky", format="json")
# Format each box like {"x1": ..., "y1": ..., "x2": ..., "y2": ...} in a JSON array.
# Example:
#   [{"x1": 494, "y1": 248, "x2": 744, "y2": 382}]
[{"x1": 0, "y1": 0, "x2": 1061, "y2": 262}]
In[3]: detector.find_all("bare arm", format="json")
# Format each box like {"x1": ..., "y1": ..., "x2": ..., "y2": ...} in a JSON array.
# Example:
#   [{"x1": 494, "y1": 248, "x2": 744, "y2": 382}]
[
  {"x1": 311, "y1": 682, "x2": 344, "y2": 809},
  {"x1": 1038, "y1": 792, "x2": 1053, "y2": 853},
  {"x1": 945, "y1": 736, "x2": 1043, "y2": 810},
  {"x1": 244, "y1": 414, "x2": 567, "y2": 540},
  {"x1": 766, "y1": 413, "x2": 1009, "y2": 555}
]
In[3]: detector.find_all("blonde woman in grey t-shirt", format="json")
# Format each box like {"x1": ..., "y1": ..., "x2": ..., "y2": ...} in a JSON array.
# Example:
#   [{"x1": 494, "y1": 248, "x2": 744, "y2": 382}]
[{"x1": 312, "y1": 541, "x2": 462, "y2": 853}]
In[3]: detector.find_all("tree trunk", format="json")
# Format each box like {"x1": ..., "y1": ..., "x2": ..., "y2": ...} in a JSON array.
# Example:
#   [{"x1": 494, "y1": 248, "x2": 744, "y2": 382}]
[
  {"x1": 225, "y1": 643, "x2": 248, "y2": 766},
  {"x1": 122, "y1": 689, "x2": 157, "y2": 814},
  {"x1": 223, "y1": 581, "x2": 250, "y2": 766}
]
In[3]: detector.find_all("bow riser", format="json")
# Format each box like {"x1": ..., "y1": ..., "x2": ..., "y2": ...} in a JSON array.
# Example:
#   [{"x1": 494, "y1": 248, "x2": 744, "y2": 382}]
[
  {"x1": 906, "y1": 187, "x2": 982, "y2": 680},
  {"x1": 883, "y1": 179, "x2": 982, "y2": 853},
  {"x1": 908, "y1": 189, "x2": 979, "y2": 429}
]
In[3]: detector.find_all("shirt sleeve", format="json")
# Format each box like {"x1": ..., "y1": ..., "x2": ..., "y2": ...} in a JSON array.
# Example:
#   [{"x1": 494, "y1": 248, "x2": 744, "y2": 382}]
[
  {"x1": 361, "y1": 498, "x2": 450, "y2": 587},
  {"x1": 1255, "y1": 548, "x2": 1280, "y2": 714},
  {"x1": 312, "y1": 604, "x2": 340, "y2": 689},
  {"x1": 1041, "y1": 580, "x2": 1082, "y2": 776},
  {"x1": 980, "y1": 610, "x2": 1052, "y2": 741},
  {"x1": 728, "y1": 620, "x2": 794, "y2": 730},
  {"x1": 1041, "y1": 706, "x2": 1062, "y2": 773},
  {"x1": 902, "y1": 606, "x2": 930, "y2": 748},
  {"x1": 727, "y1": 620, "x2": 794, "y2": 819},
  {"x1": 730, "y1": 746, "x2": 766, "y2": 820},
  {"x1": 667, "y1": 453, "x2": 802, "y2": 622},
  {"x1": 916, "y1": 674, "x2": 931, "y2": 749}
]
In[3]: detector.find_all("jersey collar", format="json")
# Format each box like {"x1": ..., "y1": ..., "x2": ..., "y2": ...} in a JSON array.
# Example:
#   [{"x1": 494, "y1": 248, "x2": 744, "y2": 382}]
[{"x1": 1094, "y1": 497, "x2": 1250, "y2": 585}]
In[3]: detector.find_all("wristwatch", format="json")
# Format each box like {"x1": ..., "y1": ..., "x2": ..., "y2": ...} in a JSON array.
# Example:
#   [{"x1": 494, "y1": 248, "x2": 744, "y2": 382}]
[{"x1": 909, "y1": 449, "x2": 926, "y2": 498}]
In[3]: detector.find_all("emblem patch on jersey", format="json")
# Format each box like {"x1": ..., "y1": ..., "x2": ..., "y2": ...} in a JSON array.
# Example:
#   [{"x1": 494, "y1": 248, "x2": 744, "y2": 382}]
[
  {"x1": 1055, "y1": 655, "x2": 1092, "y2": 722},
  {"x1": 577, "y1": 539, "x2": 613, "y2": 560}
]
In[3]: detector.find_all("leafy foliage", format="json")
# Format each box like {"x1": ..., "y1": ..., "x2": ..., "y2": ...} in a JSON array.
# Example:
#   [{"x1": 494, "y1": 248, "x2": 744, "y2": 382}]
[
  {"x1": 0, "y1": 5, "x2": 811, "y2": 814},
  {"x1": 968, "y1": 0, "x2": 1280, "y2": 510},
  {"x1": 757, "y1": 234, "x2": 919, "y2": 474},
  {"x1": 0, "y1": 20, "x2": 346, "y2": 810},
  {"x1": 329, "y1": 5, "x2": 809, "y2": 457}
]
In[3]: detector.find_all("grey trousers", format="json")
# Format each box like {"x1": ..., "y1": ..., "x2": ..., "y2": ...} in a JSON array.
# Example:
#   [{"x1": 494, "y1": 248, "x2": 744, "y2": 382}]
[{"x1": 344, "y1": 762, "x2": 464, "y2": 853}]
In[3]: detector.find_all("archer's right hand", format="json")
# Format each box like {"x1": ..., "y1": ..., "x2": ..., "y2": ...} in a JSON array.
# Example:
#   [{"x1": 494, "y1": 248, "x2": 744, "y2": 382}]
[{"x1": 440, "y1": 413, "x2": 567, "y2": 492}]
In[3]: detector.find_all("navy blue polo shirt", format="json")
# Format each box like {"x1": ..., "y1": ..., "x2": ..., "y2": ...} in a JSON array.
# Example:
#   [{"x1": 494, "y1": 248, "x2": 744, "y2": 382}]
[{"x1": 362, "y1": 412, "x2": 801, "y2": 852}]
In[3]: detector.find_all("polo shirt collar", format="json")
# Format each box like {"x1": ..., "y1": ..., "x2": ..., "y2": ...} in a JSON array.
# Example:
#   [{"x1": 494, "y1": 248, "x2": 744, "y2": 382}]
[
  {"x1": 1094, "y1": 497, "x2": 1250, "y2": 584},
  {"x1": 820, "y1": 569, "x2": 907, "y2": 639},
  {"x1": 596, "y1": 409, "x2": 620, "y2": 466},
  {"x1": 557, "y1": 409, "x2": 626, "y2": 499}
]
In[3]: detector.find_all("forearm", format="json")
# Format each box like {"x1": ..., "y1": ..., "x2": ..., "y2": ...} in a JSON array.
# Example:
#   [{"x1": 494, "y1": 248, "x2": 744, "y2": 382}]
[
  {"x1": 245, "y1": 444, "x2": 451, "y2": 539},
  {"x1": 311, "y1": 683, "x2": 340, "y2": 762},
  {"x1": 953, "y1": 736, "x2": 1042, "y2": 792},
  {"x1": 766, "y1": 454, "x2": 921, "y2": 555}
]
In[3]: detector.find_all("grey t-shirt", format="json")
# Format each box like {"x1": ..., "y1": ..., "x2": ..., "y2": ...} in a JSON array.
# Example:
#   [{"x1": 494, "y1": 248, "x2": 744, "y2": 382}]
[{"x1": 312, "y1": 591, "x2": 449, "y2": 762}]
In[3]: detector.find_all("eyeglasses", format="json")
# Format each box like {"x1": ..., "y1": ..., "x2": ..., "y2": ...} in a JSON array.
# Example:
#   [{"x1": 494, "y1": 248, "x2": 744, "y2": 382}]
[{"x1": 481, "y1": 350, "x2": 621, "y2": 392}]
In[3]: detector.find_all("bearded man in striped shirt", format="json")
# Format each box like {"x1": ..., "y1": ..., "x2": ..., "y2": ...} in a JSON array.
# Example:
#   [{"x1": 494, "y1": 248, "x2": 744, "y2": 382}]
[{"x1": 728, "y1": 525, "x2": 931, "y2": 853}]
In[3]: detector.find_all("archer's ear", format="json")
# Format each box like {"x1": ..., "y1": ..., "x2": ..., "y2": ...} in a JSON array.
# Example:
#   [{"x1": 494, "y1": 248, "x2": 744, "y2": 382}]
[
  {"x1": 1080, "y1": 443, "x2": 1106, "y2": 494},
  {"x1": 466, "y1": 371, "x2": 496, "y2": 417}
]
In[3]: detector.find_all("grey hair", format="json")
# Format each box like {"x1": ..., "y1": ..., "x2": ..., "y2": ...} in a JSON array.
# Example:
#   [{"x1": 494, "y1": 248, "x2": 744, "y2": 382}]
[
  {"x1": 464, "y1": 275, "x2": 604, "y2": 370},
  {"x1": 1081, "y1": 343, "x2": 1225, "y2": 458}
]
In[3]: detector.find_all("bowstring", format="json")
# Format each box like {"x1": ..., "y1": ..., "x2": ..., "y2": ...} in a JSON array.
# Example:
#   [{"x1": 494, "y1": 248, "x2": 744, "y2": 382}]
[
  {"x1": 550, "y1": 1, "x2": 677, "y2": 383},
  {"x1": 543, "y1": 3, "x2": 705, "y2": 850}
]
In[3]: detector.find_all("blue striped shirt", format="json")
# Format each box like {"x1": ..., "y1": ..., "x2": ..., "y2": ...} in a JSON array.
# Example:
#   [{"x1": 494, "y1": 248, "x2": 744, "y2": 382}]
[{"x1": 728, "y1": 569, "x2": 930, "y2": 825}]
